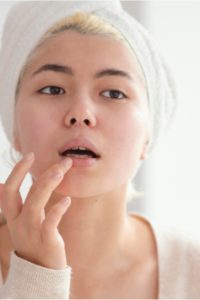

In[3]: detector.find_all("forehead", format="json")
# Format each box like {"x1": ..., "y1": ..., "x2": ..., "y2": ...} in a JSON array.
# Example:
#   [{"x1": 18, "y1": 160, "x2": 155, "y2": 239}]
[{"x1": 24, "y1": 30, "x2": 145, "y2": 86}]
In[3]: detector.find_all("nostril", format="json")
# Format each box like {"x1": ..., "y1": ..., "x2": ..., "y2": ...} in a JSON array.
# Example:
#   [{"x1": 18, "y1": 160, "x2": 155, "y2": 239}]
[
  {"x1": 70, "y1": 118, "x2": 76, "y2": 125},
  {"x1": 84, "y1": 119, "x2": 90, "y2": 126},
  {"x1": 69, "y1": 118, "x2": 90, "y2": 126}
]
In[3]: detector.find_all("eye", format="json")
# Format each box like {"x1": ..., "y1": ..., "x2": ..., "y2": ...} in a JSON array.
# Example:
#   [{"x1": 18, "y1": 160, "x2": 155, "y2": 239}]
[
  {"x1": 38, "y1": 86, "x2": 65, "y2": 95},
  {"x1": 101, "y1": 90, "x2": 127, "y2": 100}
]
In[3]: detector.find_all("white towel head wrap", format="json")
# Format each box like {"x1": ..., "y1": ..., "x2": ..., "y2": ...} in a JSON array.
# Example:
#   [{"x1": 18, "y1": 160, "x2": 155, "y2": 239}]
[{"x1": 0, "y1": 0, "x2": 177, "y2": 154}]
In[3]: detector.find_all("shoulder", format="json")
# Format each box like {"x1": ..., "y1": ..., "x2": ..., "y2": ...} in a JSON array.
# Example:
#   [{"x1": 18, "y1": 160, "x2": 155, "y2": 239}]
[
  {"x1": 154, "y1": 225, "x2": 200, "y2": 298},
  {"x1": 155, "y1": 225, "x2": 200, "y2": 259},
  {"x1": 133, "y1": 212, "x2": 200, "y2": 298},
  {"x1": 152, "y1": 222, "x2": 200, "y2": 271}
]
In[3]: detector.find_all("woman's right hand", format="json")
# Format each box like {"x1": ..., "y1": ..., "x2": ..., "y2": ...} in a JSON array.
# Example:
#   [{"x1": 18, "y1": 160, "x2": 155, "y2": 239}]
[{"x1": 0, "y1": 153, "x2": 72, "y2": 270}]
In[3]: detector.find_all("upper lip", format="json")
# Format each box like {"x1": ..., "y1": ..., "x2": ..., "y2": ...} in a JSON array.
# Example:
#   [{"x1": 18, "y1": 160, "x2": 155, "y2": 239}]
[{"x1": 59, "y1": 138, "x2": 101, "y2": 158}]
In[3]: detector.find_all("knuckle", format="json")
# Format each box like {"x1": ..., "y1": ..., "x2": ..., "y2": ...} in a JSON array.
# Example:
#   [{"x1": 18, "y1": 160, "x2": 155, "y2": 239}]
[
  {"x1": 40, "y1": 165, "x2": 59, "y2": 179},
  {"x1": 42, "y1": 221, "x2": 52, "y2": 235},
  {"x1": 37, "y1": 175, "x2": 54, "y2": 190},
  {"x1": 23, "y1": 204, "x2": 41, "y2": 225},
  {"x1": 24, "y1": 206, "x2": 41, "y2": 226},
  {"x1": 31, "y1": 166, "x2": 61, "y2": 192},
  {"x1": 41, "y1": 178, "x2": 52, "y2": 189}
]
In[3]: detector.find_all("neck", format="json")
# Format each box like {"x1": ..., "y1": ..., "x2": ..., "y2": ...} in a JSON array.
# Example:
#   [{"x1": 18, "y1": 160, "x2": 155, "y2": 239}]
[{"x1": 46, "y1": 185, "x2": 136, "y2": 276}]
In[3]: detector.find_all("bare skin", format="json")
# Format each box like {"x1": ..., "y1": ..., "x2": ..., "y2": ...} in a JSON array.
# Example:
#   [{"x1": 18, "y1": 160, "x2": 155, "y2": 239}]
[
  {"x1": 0, "y1": 31, "x2": 158, "y2": 298},
  {"x1": 0, "y1": 154, "x2": 73, "y2": 269},
  {"x1": 0, "y1": 153, "x2": 158, "y2": 297},
  {"x1": 0, "y1": 212, "x2": 158, "y2": 298},
  {"x1": 0, "y1": 160, "x2": 158, "y2": 298}
]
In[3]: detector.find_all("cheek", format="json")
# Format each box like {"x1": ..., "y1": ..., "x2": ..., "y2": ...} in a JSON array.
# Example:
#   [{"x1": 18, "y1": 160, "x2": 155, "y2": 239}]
[
  {"x1": 106, "y1": 107, "x2": 149, "y2": 177},
  {"x1": 15, "y1": 103, "x2": 60, "y2": 178},
  {"x1": 110, "y1": 108, "x2": 148, "y2": 155},
  {"x1": 15, "y1": 103, "x2": 54, "y2": 154}
]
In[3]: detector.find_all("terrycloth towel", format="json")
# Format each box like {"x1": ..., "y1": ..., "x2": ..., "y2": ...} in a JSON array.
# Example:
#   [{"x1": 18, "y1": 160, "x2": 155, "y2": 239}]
[{"x1": 0, "y1": 0, "x2": 177, "y2": 153}]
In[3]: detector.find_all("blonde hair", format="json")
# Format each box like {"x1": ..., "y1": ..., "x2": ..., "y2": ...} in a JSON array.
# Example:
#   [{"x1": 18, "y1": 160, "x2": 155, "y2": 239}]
[
  {"x1": 16, "y1": 12, "x2": 145, "y2": 96},
  {"x1": 12, "y1": 12, "x2": 145, "y2": 203}
]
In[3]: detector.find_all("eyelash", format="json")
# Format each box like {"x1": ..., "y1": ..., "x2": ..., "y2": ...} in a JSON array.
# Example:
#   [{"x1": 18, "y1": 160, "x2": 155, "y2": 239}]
[
  {"x1": 38, "y1": 86, "x2": 65, "y2": 95},
  {"x1": 101, "y1": 90, "x2": 128, "y2": 100},
  {"x1": 38, "y1": 86, "x2": 128, "y2": 100}
]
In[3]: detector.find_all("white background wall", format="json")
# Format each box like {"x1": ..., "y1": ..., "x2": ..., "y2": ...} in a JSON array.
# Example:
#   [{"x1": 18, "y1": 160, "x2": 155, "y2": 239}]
[
  {"x1": 0, "y1": 1, "x2": 200, "y2": 233},
  {"x1": 139, "y1": 1, "x2": 200, "y2": 233}
]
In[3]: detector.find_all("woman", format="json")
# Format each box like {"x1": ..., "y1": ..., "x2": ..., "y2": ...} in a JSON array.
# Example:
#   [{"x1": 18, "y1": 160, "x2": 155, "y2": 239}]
[{"x1": 0, "y1": 1, "x2": 198, "y2": 299}]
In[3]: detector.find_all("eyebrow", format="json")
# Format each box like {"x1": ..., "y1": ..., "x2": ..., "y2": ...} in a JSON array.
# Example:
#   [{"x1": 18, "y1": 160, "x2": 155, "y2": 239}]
[{"x1": 31, "y1": 63, "x2": 134, "y2": 81}]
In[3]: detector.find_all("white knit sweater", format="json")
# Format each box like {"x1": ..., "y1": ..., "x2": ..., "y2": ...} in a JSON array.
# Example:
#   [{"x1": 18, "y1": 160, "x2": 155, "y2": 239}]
[{"x1": 0, "y1": 213, "x2": 200, "y2": 299}]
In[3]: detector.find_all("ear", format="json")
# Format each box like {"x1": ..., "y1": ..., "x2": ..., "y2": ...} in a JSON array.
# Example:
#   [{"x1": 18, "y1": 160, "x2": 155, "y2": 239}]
[{"x1": 140, "y1": 139, "x2": 149, "y2": 161}]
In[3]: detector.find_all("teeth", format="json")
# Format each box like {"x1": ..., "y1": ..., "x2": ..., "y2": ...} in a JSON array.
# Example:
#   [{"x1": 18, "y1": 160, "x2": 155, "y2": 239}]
[
  {"x1": 61, "y1": 146, "x2": 99, "y2": 158},
  {"x1": 71, "y1": 147, "x2": 88, "y2": 151},
  {"x1": 65, "y1": 153, "x2": 92, "y2": 158}
]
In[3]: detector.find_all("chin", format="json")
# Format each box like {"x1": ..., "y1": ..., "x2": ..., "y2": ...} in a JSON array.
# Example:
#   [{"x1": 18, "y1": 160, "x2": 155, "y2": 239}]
[
  {"x1": 54, "y1": 170, "x2": 122, "y2": 199},
  {"x1": 55, "y1": 180, "x2": 100, "y2": 199}
]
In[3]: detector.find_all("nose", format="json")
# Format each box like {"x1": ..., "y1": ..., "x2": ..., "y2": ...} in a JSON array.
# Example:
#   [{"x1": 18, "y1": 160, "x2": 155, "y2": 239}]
[{"x1": 64, "y1": 99, "x2": 97, "y2": 128}]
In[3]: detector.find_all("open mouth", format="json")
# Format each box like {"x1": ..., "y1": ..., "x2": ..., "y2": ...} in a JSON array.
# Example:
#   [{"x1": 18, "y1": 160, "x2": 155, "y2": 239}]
[{"x1": 60, "y1": 147, "x2": 100, "y2": 159}]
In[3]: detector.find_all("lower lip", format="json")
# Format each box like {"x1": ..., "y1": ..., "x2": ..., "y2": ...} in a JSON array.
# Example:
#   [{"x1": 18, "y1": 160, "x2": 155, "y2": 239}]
[{"x1": 61, "y1": 156, "x2": 100, "y2": 168}]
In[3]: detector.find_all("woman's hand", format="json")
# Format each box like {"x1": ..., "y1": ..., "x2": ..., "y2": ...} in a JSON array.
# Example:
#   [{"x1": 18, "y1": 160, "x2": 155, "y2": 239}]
[{"x1": 0, "y1": 153, "x2": 72, "y2": 269}]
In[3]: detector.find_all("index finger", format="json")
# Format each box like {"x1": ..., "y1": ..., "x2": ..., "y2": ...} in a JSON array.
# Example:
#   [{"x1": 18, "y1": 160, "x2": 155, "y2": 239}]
[{"x1": 5, "y1": 152, "x2": 34, "y2": 189}]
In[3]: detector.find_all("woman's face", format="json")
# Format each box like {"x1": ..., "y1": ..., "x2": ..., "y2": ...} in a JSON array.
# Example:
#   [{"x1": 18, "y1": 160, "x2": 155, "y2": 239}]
[{"x1": 14, "y1": 30, "x2": 150, "y2": 198}]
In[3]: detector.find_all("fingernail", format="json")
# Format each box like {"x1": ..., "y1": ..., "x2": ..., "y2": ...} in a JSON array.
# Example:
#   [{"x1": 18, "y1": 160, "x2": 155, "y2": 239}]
[
  {"x1": 60, "y1": 196, "x2": 71, "y2": 206},
  {"x1": 23, "y1": 152, "x2": 34, "y2": 162},
  {"x1": 61, "y1": 158, "x2": 72, "y2": 167}
]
